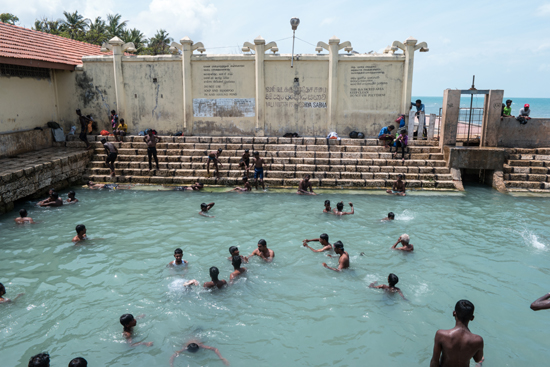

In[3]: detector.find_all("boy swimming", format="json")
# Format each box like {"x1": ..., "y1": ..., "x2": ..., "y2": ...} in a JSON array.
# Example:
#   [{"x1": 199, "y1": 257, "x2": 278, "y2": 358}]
[
  {"x1": 333, "y1": 202, "x2": 354, "y2": 215},
  {"x1": 119, "y1": 313, "x2": 153, "y2": 347},
  {"x1": 302, "y1": 233, "x2": 332, "y2": 252},
  {"x1": 15, "y1": 209, "x2": 35, "y2": 224},
  {"x1": 168, "y1": 248, "x2": 188, "y2": 267},
  {"x1": 369, "y1": 273, "x2": 406, "y2": 299},
  {"x1": 0, "y1": 282, "x2": 24, "y2": 304},
  {"x1": 199, "y1": 202, "x2": 215, "y2": 217},
  {"x1": 66, "y1": 191, "x2": 78, "y2": 203},
  {"x1": 170, "y1": 340, "x2": 229, "y2": 366},
  {"x1": 229, "y1": 255, "x2": 247, "y2": 282},
  {"x1": 322, "y1": 241, "x2": 349, "y2": 271},
  {"x1": 203, "y1": 267, "x2": 227, "y2": 289},
  {"x1": 72, "y1": 224, "x2": 87, "y2": 243},
  {"x1": 248, "y1": 239, "x2": 274, "y2": 262}
]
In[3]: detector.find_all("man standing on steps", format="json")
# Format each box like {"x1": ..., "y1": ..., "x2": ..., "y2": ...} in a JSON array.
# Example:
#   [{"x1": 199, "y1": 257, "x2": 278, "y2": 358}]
[
  {"x1": 101, "y1": 138, "x2": 118, "y2": 177},
  {"x1": 76, "y1": 109, "x2": 92, "y2": 150},
  {"x1": 144, "y1": 129, "x2": 161, "y2": 170},
  {"x1": 251, "y1": 151, "x2": 265, "y2": 190}
]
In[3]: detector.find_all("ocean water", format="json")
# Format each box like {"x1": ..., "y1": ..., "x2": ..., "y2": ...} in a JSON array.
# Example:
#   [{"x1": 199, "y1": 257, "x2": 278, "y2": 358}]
[
  {"x1": 414, "y1": 96, "x2": 550, "y2": 118},
  {"x1": 1, "y1": 186, "x2": 550, "y2": 366}
]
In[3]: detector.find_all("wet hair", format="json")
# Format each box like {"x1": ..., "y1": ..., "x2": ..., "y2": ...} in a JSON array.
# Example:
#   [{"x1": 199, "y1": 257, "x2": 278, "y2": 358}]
[
  {"x1": 401, "y1": 234, "x2": 410, "y2": 244},
  {"x1": 68, "y1": 357, "x2": 87, "y2": 367},
  {"x1": 324, "y1": 200, "x2": 330, "y2": 207},
  {"x1": 336, "y1": 202, "x2": 344, "y2": 211},
  {"x1": 455, "y1": 300, "x2": 475, "y2": 323},
  {"x1": 388, "y1": 125, "x2": 395, "y2": 130},
  {"x1": 229, "y1": 246, "x2": 238, "y2": 255},
  {"x1": 253, "y1": 151, "x2": 259, "y2": 156},
  {"x1": 75, "y1": 224, "x2": 86, "y2": 234},
  {"x1": 68, "y1": 191, "x2": 75, "y2": 198},
  {"x1": 28, "y1": 353, "x2": 50, "y2": 367},
  {"x1": 119, "y1": 314, "x2": 134, "y2": 327},
  {"x1": 415, "y1": 99, "x2": 422, "y2": 104},
  {"x1": 244, "y1": 149, "x2": 249, "y2": 153},
  {"x1": 506, "y1": 99, "x2": 512, "y2": 104},
  {"x1": 242, "y1": 176, "x2": 248, "y2": 182},
  {"x1": 20, "y1": 209, "x2": 27, "y2": 217},
  {"x1": 218, "y1": 148, "x2": 223, "y2": 153},
  {"x1": 101, "y1": 138, "x2": 107, "y2": 144},
  {"x1": 111, "y1": 110, "x2": 116, "y2": 114},
  {"x1": 388, "y1": 212, "x2": 395, "y2": 219},
  {"x1": 388, "y1": 273, "x2": 399, "y2": 287},
  {"x1": 0, "y1": 282, "x2": 5, "y2": 294},
  {"x1": 51, "y1": 192, "x2": 59, "y2": 200},
  {"x1": 232, "y1": 255, "x2": 242, "y2": 269},
  {"x1": 258, "y1": 239, "x2": 267, "y2": 247},
  {"x1": 201, "y1": 203, "x2": 207, "y2": 210},
  {"x1": 320, "y1": 233, "x2": 329, "y2": 241},
  {"x1": 87, "y1": 181, "x2": 93, "y2": 185},
  {"x1": 174, "y1": 248, "x2": 183, "y2": 255},
  {"x1": 187, "y1": 343, "x2": 200, "y2": 353},
  {"x1": 334, "y1": 241, "x2": 344, "y2": 250},
  {"x1": 209, "y1": 266, "x2": 219, "y2": 281}
]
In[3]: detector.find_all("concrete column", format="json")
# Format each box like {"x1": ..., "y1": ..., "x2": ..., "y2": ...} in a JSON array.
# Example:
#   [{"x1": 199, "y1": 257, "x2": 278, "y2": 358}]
[
  {"x1": 327, "y1": 36, "x2": 340, "y2": 132},
  {"x1": 427, "y1": 113, "x2": 436, "y2": 140},
  {"x1": 401, "y1": 37, "x2": 417, "y2": 124},
  {"x1": 254, "y1": 37, "x2": 266, "y2": 136},
  {"x1": 181, "y1": 37, "x2": 194, "y2": 135},
  {"x1": 440, "y1": 89, "x2": 461, "y2": 148},
  {"x1": 407, "y1": 110, "x2": 415, "y2": 141},
  {"x1": 109, "y1": 37, "x2": 127, "y2": 123},
  {"x1": 481, "y1": 90, "x2": 504, "y2": 147}
]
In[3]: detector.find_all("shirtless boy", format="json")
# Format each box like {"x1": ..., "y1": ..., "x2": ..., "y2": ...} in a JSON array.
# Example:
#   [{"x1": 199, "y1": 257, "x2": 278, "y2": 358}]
[
  {"x1": 387, "y1": 174, "x2": 406, "y2": 196},
  {"x1": 38, "y1": 192, "x2": 63, "y2": 207},
  {"x1": 297, "y1": 174, "x2": 316, "y2": 195},
  {"x1": 322, "y1": 241, "x2": 349, "y2": 271},
  {"x1": 87, "y1": 181, "x2": 118, "y2": 190},
  {"x1": 101, "y1": 138, "x2": 118, "y2": 176},
  {"x1": 391, "y1": 234, "x2": 414, "y2": 251},
  {"x1": 72, "y1": 224, "x2": 87, "y2": 243},
  {"x1": 229, "y1": 255, "x2": 247, "y2": 282},
  {"x1": 206, "y1": 148, "x2": 223, "y2": 180},
  {"x1": 248, "y1": 239, "x2": 274, "y2": 262},
  {"x1": 323, "y1": 200, "x2": 332, "y2": 213},
  {"x1": 66, "y1": 191, "x2": 78, "y2": 203},
  {"x1": 170, "y1": 340, "x2": 229, "y2": 367},
  {"x1": 303, "y1": 233, "x2": 332, "y2": 252},
  {"x1": 172, "y1": 182, "x2": 204, "y2": 191},
  {"x1": 203, "y1": 267, "x2": 227, "y2": 289},
  {"x1": 251, "y1": 151, "x2": 265, "y2": 190},
  {"x1": 230, "y1": 176, "x2": 252, "y2": 192},
  {"x1": 369, "y1": 273, "x2": 406, "y2": 300},
  {"x1": 333, "y1": 202, "x2": 354, "y2": 215},
  {"x1": 0, "y1": 283, "x2": 24, "y2": 304},
  {"x1": 144, "y1": 130, "x2": 161, "y2": 170},
  {"x1": 168, "y1": 248, "x2": 188, "y2": 267},
  {"x1": 382, "y1": 212, "x2": 395, "y2": 221},
  {"x1": 119, "y1": 313, "x2": 153, "y2": 347},
  {"x1": 15, "y1": 209, "x2": 35, "y2": 224},
  {"x1": 239, "y1": 149, "x2": 251, "y2": 173},
  {"x1": 199, "y1": 202, "x2": 215, "y2": 217},
  {"x1": 430, "y1": 300, "x2": 484, "y2": 367},
  {"x1": 227, "y1": 246, "x2": 248, "y2": 263}
]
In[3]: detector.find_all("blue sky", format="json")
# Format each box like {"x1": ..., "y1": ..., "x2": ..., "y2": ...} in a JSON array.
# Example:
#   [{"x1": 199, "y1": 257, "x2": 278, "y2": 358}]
[{"x1": 2, "y1": 0, "x2": 549, "y2": 97}]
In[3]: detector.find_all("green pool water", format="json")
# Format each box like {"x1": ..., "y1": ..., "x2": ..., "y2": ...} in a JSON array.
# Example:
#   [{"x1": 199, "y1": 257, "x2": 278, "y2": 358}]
[{"x1": 1, "y1": 185, "x2": 549, "y2": 366}]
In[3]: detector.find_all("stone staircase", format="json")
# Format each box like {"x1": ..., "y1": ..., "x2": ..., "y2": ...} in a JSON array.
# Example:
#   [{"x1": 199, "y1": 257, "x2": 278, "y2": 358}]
[
  {"x1": 504, "y1": 148, "x2": 550, "y2": 192},
  {"x1": 72, "y1": 135, "x2": 456, "y2": 190}
]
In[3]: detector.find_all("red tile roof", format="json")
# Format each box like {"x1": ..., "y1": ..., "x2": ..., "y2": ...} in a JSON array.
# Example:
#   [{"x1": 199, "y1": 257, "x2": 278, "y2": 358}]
[{"x1": 0, "y1": 22, "x2": 108, "y2": 68}]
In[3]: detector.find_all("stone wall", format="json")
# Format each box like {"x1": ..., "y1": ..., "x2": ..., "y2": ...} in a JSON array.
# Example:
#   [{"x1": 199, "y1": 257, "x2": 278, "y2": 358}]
[
  {"x1": 0, "y1": 128, "x2": 53, "y2": 158},
  {"x1": 0, "y1": 148, "x2": 93, "y2": 213},
  {"x1": 493, "y1": 118, "x2": 550, "y2": 148}
]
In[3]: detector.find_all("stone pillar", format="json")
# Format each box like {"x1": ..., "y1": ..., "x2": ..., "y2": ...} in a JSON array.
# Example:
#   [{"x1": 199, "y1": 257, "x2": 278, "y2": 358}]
[
  {"x1": 254, "y1": 36, "x2": 266, "y2": 136},
  {"x1": 427, "y1": 113, "x2": 436, "y2": 140},
  {"x1": 401, "y1": 37, "x2": 417, "y2": 120},
  {"x1": 417, "y1": 112, "x2": 426, "y2": 139},
  {"x1": 327, "y1": 36, "x2": 340, "y2": 132},
  {"x1": 439, "y1": 89, "x2": 461, "y2": 148},
  {"x1": 181, "y1": 37, "x2": 194, "y2": 135},
  {"x1": 481, "y1": 90, "x2": 504, "y2": 147},
  {"x1": 109, "y1": 37, "x2": 127, "y2": 123},
  {"x1": 407, "y1": 110, "x2": 415, "y2": 141}
]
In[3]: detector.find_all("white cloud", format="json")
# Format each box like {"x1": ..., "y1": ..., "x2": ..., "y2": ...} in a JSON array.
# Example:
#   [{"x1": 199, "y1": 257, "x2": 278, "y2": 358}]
[
  {"x1": 135, "y1": 0, "x2": 217, "y2": 40},
  {"x1": 537, "y1": 3, "x2": 550, "y2": 16},
  {"x1": 320, "y1": 17, "x2": 335, "y2": 26}
]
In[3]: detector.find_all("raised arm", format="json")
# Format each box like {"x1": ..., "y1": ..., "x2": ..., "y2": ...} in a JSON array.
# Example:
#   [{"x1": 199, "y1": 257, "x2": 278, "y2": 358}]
[
  {"x1": 206, "y1": 203, "x2": 215, "y2": 210},
  {"x1": 169, "y1": 346, "x2": 188, "y2": 367},
  {"x1": 530, "y1": 292, "x2": 550, "y2": 311},
  {"x1": 429, "y1": 331, "x2": 443, "y2": 367},
  {"x1": 391, "y1": 237, "x2": 401, "y2": 249},
  {"x1": 198, "y1": 343, "x2": 230, "y2": 365},
  {"x1": 344, "y1": 203, "x2": 354, "y2": 215}
]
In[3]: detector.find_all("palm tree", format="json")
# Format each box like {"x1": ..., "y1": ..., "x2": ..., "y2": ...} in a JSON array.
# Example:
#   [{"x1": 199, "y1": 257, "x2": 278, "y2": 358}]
[
  {"x1": 122, "y1": 28, "x2": 148, "y2": 53},
  {"x1": 0, "y1": 13, "x2": 19, "y2": 25},
  {"x1": 105, "y1": 13, "x2": 127, "y2": 39},
  {"x1": 85, "y1": 16, "x2": 108, "y2": 45},
  {"x1": 61, "y1": 11, "x2": 89, "y2": 39},
  {"x1": 33, "y1": 18, "x2": 63, "y2": 35},
  {"x1": 147, "y1": 29, "x2": 172, "y2": 55}
]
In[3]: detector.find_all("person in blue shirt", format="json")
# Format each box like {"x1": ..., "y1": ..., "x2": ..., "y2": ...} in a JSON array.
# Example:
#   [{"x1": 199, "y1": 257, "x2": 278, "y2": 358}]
[
  {"x1": 410, "y1": 99, "x2": 425, "y2": 116},
  {"x1": 395, "y1": 114, "x2": 406, "y2": 129},
  {"x1": 378, "y1": 125, "x2": 395, "y2": 148}
]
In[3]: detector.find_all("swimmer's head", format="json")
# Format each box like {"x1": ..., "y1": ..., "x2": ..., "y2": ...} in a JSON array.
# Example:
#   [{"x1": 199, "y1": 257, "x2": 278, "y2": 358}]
[
  {"x1": 101, "y1": 138, "x2": 107, "y2": 144},
  {"x1": 229, "y1": 246, "x2": 239, "y2": 255},
  {"x1": 51, "y1": 192, "x2": 59, "y2": 200},
  {"x1": 388, "y1": 273, "x2": 399, "y2": 287},
  {"x1": 254, "y1": 151, "x2": 259, "y2": 157},
  {"x1": 174, "y1": 248, "x2": 183, "y2": 262},
  {"x1": 454, "y1": 300, "x2": 475, "y2": 323},
  {"x1": 209, "y1": 266, "x2": 219, "y2": 281},
  {"x1": 87, "y1": 181, "x2": 93, "y2": 186},
  {"x1": 242, "y1": 176, "x2": 248, "y2": 182},
  {"x1": 200, "y1": 203, "x2": 207, "y2": 211},
  {"x1": 336, "y1": 202, "x2": 344, "y2": 211},
  {"x1": 20, "y1": 209, "x2": 27, "y2": 217},
  {"x1": 400, "y1": 234, "x2": 410, "y2": 244},
  {"x1": 320, "y1": 233, "x2": 329, "y2": 242},
  {"x1": 0, "y1": 283, "x2": 5, "y2": 296},
  {"x1": 68, "y1": 357, "x2": 88, "y2": 367},
  {"x1": 119, "y1": 314, "x2": 135, "y2": 328},
  {"x1": 324, "y1": 200, "x2": 330, "y2": 208},
  {"x1": 388, "y1": 212, "x2": 395, "y2": 219},
  {"x1": 333, "y1": 241, "x2": 344, "y2": 253},
  {"x1": 397, "y1": 174, "x2": 403, "y2": 180},
  {"x1": 232, "y1": 255, "x2": 242, "y2": 269},
  {"x1": 196, "y1": 182, "x2": 204, "y2": 188},
  {"x1": 187, "y1": 343, "x2": 200, "y2": 353},
  {"x1": 48, "y1": 188, "x2": 54, "y2": 195},
  {"x1": 68, "y1": 191, "x2": 75, "y2": 198},
  {"x1": 258, "y1": 239, "x2": 267, "y2": 249},
  {"x1": 244, "y1": 149, "x2": 249, "y2": 153},
  {"x1": 304, "y1": 174, "x2": 310, "y2": 181},
  {"x1": 28, "y1": 353, "x2": 50, "y2": 367},
  {"x1": 75, "y1": 224, "x2": 86, "y2": 235}
]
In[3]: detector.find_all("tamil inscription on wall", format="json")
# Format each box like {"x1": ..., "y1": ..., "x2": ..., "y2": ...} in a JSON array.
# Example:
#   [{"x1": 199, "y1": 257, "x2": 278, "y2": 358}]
[
  {"x1": 348, "y1": 64, "x2": 389, "y2": 99},
  {"x1": 265, "y1": 85, "x2": 327, "y2": 109},
  {"x1": 193, "y1": 98, "x2": 255, "y2": 117}
]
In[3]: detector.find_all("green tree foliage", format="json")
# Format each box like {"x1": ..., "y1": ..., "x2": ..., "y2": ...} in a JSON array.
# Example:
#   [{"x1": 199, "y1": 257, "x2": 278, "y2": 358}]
[
  {"x1": 1, "y1": 13, "x2": 20, "y2": 25},
  {"x1": 122, "y1": 28, "x2": 148, "y2": 53},
  {"x1": 105, "y1": 13, "x2": 128, "y2": 39},
  {"x1": 146, "y1": 29, "x2": 173, "y2": 55},
  {"x1": 61, "y1": 11, "x2": 89, "y2": 40}
]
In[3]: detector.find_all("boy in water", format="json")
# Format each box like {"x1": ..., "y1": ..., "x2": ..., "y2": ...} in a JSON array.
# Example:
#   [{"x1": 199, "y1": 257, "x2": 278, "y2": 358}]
[
  {"x1": 230, "y1": 255, "x2": 247, "y2": 282},
  {"x1": 239, "y1": 149, "x2": 251, "y2": 173},
  {"x1": 28, "y1": 353, "x2": 50, "y2": 367},
  {"x1": 101, "y1": 138, "x2": 118, "y2": 177},
  {"x1": 87, "y1": 181, "x2": 118, "y2": 190},
  {"x1": 323, "y1": 200, "x2": 332, "y2": 213},
  {"x1": 387, "y1": 175, "x2": 406, "y2": 196},
  {"x1": 227, "y1": 246, "x2": 248, "y2": 263},
  {"x1": 38, "y1": 192, "x2": 63, "y2": 207},
  {"x1": 382, "y1": 212, "x2": 395, "y2": 221},
  {"x1": 322, "y1": 241, "x2": 349, "y2": 271},
  {"x1": 302, "y1": 233, "x2": 332, "y2": 252},
  {"x1": 206, "y1": 148, "x2": 223, "y2": 180},
  {"x1": 144, "y1": 129, "x2": 161, "y2": 171},
  {"x1": 229, "y1": 176, "x2": 252, "y2": 192},
  {"x1": 199, "y1": 202, "x2": 215, "y2": 217},
  {"x1": 0, "y1": 282, "x2": 24, "y2": 304},
  {"x1": 72, "y1": 224, "x2": 87, "y2": 243},
  {"x1": 391, "y1": 234, "x2": 414, "y2": 251},
  {"x1": 430, "y1": 300, "x2": 484, "y2": 367},
  {"x1": 369, "y1": 273, "x2": 406, "y2": 299},
  {"x1": 251, "y1": 151, "x2": 265, "y2": 190},
  {"x1": 297, "y1": 174, "x2": 316, "y2": 195},
  {"x1": 68, "y1": 357, "x2": 87, "y2": 367},
  {"x1": 66, "y1": 191, "x2": 78, "y2": 203},
  {"x1": 248, "y1": 239, "x2": 274, "y2": 262},
  {"x1": 168, "y1": 248, "x2": 188, "y2": 267},
  {"x1": 530, "y1": 292, "x2": 550, "y2": 311},
  {"x1": 15, "y1": 209, "x2": 35, "y2": 224},
  {"x1": 119, "y1": 313, "x2": 153, "y2": 347},
  {"x1": 333, "y1": 201, "x2": 354, "y2": 215},
  {"x1": 170, "y1": 340, "x2": 229, "y2": 367},
  {"x1": 203, "y1": 267, "x2": 227, "y2": 289}
]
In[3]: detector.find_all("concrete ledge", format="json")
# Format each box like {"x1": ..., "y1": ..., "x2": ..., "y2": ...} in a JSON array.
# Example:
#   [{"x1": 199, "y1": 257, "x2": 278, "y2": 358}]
[
  {"x1": 444, "y1": 146, "x2": 506, "y2": 170},
  {"x1": 0, "y1": 128, "x2": 53, "y2": 158}
]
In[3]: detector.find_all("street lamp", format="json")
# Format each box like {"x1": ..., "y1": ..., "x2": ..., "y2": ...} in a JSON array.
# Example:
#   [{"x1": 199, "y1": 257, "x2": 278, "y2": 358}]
[{"x1": 290, "y1": 17, "x2": 300, "y2": 68}]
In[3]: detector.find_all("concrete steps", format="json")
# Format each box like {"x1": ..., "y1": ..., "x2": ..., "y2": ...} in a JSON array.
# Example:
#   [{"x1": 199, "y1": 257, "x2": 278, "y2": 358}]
[
  {"x1": 76, "y1": 135, "x2": 456, "y2": 190},
  {"x1": 503, "y1": 149, "x2": 550, "y2": 192}
]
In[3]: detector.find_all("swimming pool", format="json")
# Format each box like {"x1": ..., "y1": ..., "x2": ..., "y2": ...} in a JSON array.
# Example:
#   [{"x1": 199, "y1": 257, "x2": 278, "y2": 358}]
[{"x1": 1, "y1": 186, "x2": 549, "y2": 366}]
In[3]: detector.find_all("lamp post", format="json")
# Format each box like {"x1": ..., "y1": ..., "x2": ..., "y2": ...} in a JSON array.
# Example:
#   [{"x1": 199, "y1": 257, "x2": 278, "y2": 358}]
[{"x1": 290, "y1": 17, "x2": 300, "y2": 68}]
